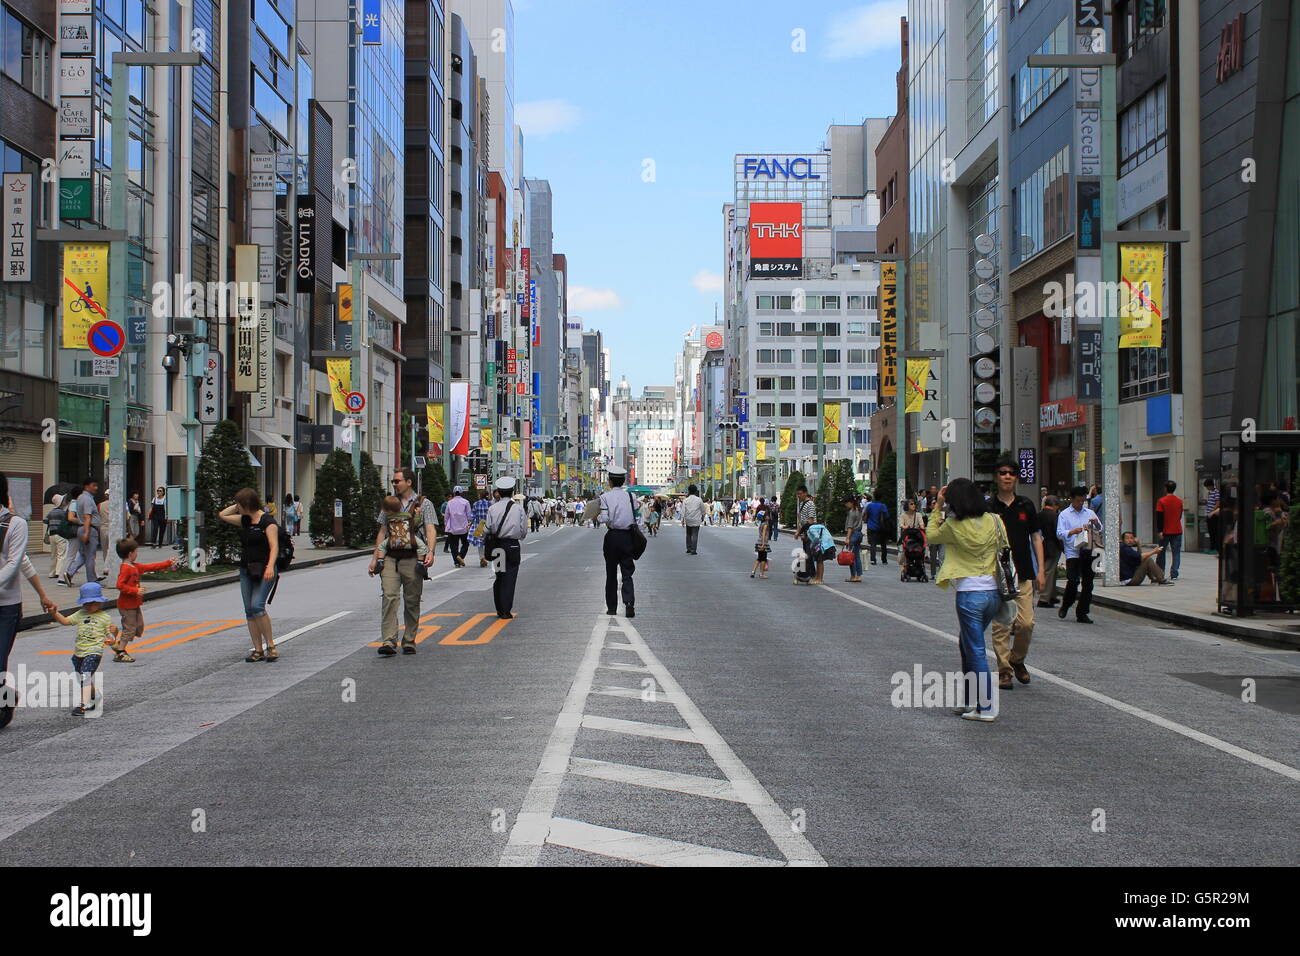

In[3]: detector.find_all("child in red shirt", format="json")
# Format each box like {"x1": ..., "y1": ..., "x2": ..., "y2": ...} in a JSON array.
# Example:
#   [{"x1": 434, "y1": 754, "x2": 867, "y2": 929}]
[{"x1": 113, "y1": 538, "x2": 178, "y2": 662}]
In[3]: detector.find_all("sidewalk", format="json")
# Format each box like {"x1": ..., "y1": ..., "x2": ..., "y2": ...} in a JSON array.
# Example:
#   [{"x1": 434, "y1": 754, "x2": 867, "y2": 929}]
[
  {"x1": 17, "y1": 539, "x2": 369, "y2": 631},
  {"x1": 1087, "y1": 550, "x2": 1300, "y2": 649}
]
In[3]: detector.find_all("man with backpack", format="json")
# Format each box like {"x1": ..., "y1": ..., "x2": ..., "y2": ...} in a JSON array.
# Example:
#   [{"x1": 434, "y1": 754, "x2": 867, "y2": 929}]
[
  {"x1": 45, "y1": 493, "x2": 72, "y2": 580},
  {"x1": 369, "y1": 467, "x2": 438, "y2": 656}
]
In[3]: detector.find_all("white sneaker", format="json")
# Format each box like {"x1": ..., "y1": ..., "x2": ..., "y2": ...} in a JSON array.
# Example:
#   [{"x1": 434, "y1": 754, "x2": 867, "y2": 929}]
[
  {"x1": 951, "y1": 706, "x2": 974, "y2": 715},
  {"x1": 961, "y1": 710, "x2": 996, "y2": 722}
]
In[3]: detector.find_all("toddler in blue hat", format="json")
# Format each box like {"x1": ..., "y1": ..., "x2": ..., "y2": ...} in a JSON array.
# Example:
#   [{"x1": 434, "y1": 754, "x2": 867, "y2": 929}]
[{"x1": 50, "y1": 581, "x2": 120, "y2": 716}]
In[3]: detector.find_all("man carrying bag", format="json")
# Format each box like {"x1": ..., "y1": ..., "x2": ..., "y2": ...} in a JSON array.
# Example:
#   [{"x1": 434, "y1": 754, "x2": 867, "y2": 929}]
[
  {"x1": 597, "y1": 466, "x2": 646, "y2": 618},
  {"x1": 484, "y1": 477, "x2": 528, "y2": 619}
]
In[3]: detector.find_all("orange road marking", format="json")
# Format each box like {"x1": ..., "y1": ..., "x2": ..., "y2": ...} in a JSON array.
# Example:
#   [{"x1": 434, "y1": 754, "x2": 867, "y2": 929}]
[
  {"x1": 438, "y1": 613, "x2": 508, "y2": 646},
  {"x1": 38, "y1": 621, "x2": 196, "y2": 656},
  {"x1": 368, "y1": 613, "x2": 460, "y2": 646},
  {"x1": 134, "y1": 621, "x2": 243, "y2": 653}
]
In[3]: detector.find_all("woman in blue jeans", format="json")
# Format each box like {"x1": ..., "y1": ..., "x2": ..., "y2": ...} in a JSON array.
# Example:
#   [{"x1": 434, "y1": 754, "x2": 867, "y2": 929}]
[
  {"x1": 842, "y1": 497, "x2": 864, "y2": 582},
  {"x1": 219, "y1": 488, "x2": 280, "y2": 662},
  {"x1": 926, "y1": 478, "x2": 1009, "y2": 721}
]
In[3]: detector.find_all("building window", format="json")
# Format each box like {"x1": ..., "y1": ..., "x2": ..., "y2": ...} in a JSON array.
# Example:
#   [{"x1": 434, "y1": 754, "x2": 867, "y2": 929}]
[
  {"x1": 1013, "y1": 146, "x2": 1070, "y2": 266},
  {"x1": 848, "y1": 321, "x2": 866, "y2": 336},
  {"x1": 848, "y1": 348, "x2": 868, "y2": 364},
  {"x1": 823, "y1": 322, "x2": 840, "y2": 336},
  {"x1": 2, "y1": 7, "x2": 51, "y2": 100},
  {"x1": 1119, "y1": 82, "x2": 1167, "y2": 177},
  {"x1": 758, "y1": 321, "x2": 774, "y2": 335},
  {"x1": 756, "y1": 377, "x2": 775, "y2": 391},
  {"x1": 802, "y1": 376, "x2": 817, "y2": 390},
  {"x1": 779, "y1": 402, "x2": 795, "y2": 417},
  {"x1": 822, "y1": 295, "x2": 840, "y2": 311},
  {"x1": 757, "y1": 349, "x2": 775, "y2": 364},
  {"x1": 777, "y1": 295, "x2": 793, "y2": 310},
  {"x1": 848, "y1": 294, "x2": 865, "y2": 310},
  {"x1": 776, "y1": 321, "x2": 795, "y2": 336},
  {"x1": 1017, "y1": 17, "x2": 1069, "y2": 123},
  {"x1": 778, "y1": 376, "x2": 795, "y2": 390},
  {"x1": 757, "y1": 402, "x2": 775, "y2": 417},
  {"x1": 802, "y1": 402, "x2": 817, "y2": 417},
  {"x1": 801, "y1": 429, "x2": 818, "y2": 444},
  {"x1": 777, "y1": 349, "x2": 793, "y2": 363},
  {"x1": 824, "y1": 375, "x2": 841, "y2": 390},
  {"x1": 757, "y1": 294, "x2": 775, "y2": 310}
]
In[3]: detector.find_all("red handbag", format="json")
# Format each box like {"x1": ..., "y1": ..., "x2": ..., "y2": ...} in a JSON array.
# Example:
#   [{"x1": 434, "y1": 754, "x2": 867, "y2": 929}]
[{"x1": 836, "y1": 550, "x2": 855, "y2": 566}]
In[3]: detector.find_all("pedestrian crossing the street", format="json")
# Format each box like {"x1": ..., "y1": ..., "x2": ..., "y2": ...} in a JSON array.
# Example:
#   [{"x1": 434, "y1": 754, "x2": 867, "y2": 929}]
[{"x1": 501, "y1": 613, "x2": 826, "y2": 867}]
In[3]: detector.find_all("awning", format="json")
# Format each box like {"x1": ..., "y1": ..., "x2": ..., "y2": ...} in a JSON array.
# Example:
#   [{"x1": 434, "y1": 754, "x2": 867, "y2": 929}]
[{"x1": 248, "y1": 429, "x2": 294, "y2": 450}]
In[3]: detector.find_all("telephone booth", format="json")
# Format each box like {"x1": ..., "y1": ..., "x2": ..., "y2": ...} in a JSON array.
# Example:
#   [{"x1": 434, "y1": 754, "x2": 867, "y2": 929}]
[{"x1": 1217, "y1": 431, "x2": 1300, "y2": 616}]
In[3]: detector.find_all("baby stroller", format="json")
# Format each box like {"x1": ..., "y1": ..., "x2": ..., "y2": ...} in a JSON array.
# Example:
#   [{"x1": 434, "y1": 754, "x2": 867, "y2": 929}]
[{"x1": 900, "y1": 527, "x2": 929, "y2": 582}]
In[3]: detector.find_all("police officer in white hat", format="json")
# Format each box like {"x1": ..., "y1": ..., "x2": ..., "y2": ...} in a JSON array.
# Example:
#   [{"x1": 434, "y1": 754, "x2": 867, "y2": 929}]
[
  {"x1": 597, "y1": 466, "x2": 645, "y2": 617},
  {"x1": 484, "y1": 476, "x2": 528, "y2": 619}
]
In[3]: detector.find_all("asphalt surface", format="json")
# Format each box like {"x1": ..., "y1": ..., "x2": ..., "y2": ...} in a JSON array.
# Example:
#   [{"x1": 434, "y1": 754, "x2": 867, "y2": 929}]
[{"x1": 2, "y1": 519, "x2": 1297, "y2": 866}]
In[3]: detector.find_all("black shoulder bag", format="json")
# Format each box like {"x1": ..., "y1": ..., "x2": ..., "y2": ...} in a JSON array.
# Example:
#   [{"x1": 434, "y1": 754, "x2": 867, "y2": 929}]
[
  {"x1": 626, "y1": 492, "x2": 648, "y2": 560},
  {"x1": 484, "y1": 500, "x2": 515, "y2": 563}
]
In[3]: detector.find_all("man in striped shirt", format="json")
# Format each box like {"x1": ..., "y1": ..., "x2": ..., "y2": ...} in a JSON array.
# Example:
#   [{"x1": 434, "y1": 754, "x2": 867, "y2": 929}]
[
  {"x1": 469, "y1": 491, "x2": 492, "y2": 567},
  {"x1": 796, "y1": 486, "x2": 817, "y2": 531}
]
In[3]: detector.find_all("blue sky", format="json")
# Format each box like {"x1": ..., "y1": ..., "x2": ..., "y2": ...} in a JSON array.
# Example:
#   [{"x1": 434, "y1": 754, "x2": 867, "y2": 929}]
[{"x1": 514, "y1": 0, "x2": 908, "y2": 393}]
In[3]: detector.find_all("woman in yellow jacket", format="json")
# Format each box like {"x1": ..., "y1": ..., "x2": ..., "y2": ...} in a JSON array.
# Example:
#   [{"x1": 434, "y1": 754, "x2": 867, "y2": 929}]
[{"x1": 927, "y1": 478, "x2": 1009, "y2": 722}]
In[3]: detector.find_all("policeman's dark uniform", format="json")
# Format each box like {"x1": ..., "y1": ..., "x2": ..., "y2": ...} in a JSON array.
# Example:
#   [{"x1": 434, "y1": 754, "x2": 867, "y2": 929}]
[
  {"x1": 598, "y1": 467, "x2": 643, "y2": 618},
  {"x1": 484, "y1": 476, "x2": 528, "y2": 619}
]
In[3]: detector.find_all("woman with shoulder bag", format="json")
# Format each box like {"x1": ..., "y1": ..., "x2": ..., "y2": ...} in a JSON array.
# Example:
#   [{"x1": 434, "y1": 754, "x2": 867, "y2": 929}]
[
  {"x1": 219, "y1": 488, "x2": 280, "y2": 662},
  {"x1": 926, "y1": 478, "x2": 1010, "y2": 722}
]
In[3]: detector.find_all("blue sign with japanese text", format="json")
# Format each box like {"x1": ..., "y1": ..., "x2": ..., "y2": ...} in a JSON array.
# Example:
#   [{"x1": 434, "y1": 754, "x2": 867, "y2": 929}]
[{"x1": 362, "y1": 0, "x2": 382, "y2": 44}]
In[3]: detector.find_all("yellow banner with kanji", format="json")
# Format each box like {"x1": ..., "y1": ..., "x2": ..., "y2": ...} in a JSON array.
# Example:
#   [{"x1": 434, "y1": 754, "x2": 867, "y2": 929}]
[
  {"x1": 824, "y1": 404, "x2": 841, "y2": 444},
  {"x1": 560, "y1": 463, "x2": 568, "y2": 480},
  {"x1": 709, "y1": 463, "x2": 719, "y2": 480},
  {"x1": 510, "y1": 440, "x2": 521, "y2": 461},
  {"x1": 532, "y1": 450, "x2": 543, "y2": 471},
  {"x1": 546, "y1": 455, "x2": 554, "y2": 470},
  {"x1": 733, "y1": 451, "x2": 744, "y2": 472},
  {"x1": 327, "y1": 359, "x2": 352, "y2": 413},
  {"x1": 779, "y1": 428, "x2": 793, "y2": 452},
  {"x1": 756, "y1": 439, "x2": 767, "y2": 460},
  {"x1": 426, "y1": 403, "x2": 445, "y2": 444},
  {"x1": 481, "y1": 428, "x2": 493, "y2": 452},
  {"x1": 880, "y1": 262, "x2": 898, "y2": 397},
  {"x1": 62, "y1": 243, "x2": 110, "y2": 349},
  {"x1": 905, "y1": 358, "x2": 930, "y2": 413},
  {"x1": 1119, "y1": 243, "x2": 1164, "y2": 349}
]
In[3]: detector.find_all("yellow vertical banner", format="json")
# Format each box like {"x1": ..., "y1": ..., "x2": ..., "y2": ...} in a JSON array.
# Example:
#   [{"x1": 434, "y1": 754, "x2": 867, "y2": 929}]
[
  {"x1": 733, "y1": 451, "x2": 744, "y2": 472},
  {"x1": 560, "y1": 463, "x2": 568, "y2": 480},
  {"x1": 1119, "y1": 243, "x2": 1164, "y2": 348},
  {"x1": 337, "y1": 283, "x2": 353, "y2": 322},
  {"x1": 326, "y1": 359, "x2": 352, "y2": 413},
  {"x1": 824, "y1": 403, "x2": 841, "y2": 443},
  {"x1": 61, "y1": 243, "x2": 110, "y2": 349},
  {"x1": 756, "y1": 439, "x2": 767, "y2": 460},
  {"x1": 712, "y1": 463, "x2": 722, "y2": 480},
  {"x1": 510, "y1": 440, "x2": 521, "y2": 461},
  {"x1": 905, "y1": 358, "x2": 930, "y2": 413},
  {"x1": 879, "y1": 262, "x2": 898, "y2": 397},
  {"x1": 779, "y1": 428, "x2": 793, "y2": 452},
  {"x1": 426, "y1": 403, "x2": 445, "y2": 444},
  {"x1": 532, "y1": 450, "x2": 543, "y2": 471},
  {"x1": 546, "y1": 455, "x2": 554, "y2": 471},
  {"x1": 481, "y1": 428, "x2": 493, "y2": 452}
]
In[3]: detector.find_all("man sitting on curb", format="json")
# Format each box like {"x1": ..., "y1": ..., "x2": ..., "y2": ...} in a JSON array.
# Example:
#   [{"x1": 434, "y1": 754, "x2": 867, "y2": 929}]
[{"x1": 1119, "y1": 532, "x2": 1173, "y2": 587}]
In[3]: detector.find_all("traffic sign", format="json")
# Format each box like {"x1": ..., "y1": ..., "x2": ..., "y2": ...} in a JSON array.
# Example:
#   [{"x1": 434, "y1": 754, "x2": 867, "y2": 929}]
[
  {"x1": 474, "y1": 473, "x2": 487, "y2": 490},
  {"x1": 87, "y1": 319, "x2": 125, "y2": 357},
  {"x1": 91, "y1": 356, "x2": 119, "y2": 377},
  {"x1": 345, "y1": 391, "x2": 366, "y2": 413}
]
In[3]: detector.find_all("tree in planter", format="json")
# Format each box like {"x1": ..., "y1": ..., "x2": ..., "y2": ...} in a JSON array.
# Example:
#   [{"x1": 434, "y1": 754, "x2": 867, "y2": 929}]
[
  {"x1": 356, "y1": 452, "x2": 384, "y2": 547},
  {"x1": 425, "y1": 459, "x2": 451, "y2": 525},
  {"x1": 877, "y1": 450, "x2": 897, "y2": 520},
  {"x1": 824, "y1": 460, "x2": 854, "y2": 536},
  {"x1": 308, "y1": 450, "x2": 358, "y2": 548},
  {"x1": 780, "y1": 470, "x2": 805, "y2": 528},
  {"x1": 815, "y1": 467, "x2": 834, "y2": 533},
  {"x1": 194, "y1": 419, "x2": 257, "y2": 565}
]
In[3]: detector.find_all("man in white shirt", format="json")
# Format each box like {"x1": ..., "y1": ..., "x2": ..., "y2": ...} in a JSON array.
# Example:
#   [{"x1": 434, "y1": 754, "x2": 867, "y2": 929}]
[
  {"x1": 485, "y1": 477, "x2": 528, "y2": 619},
  {"x1": 681, "y1": 484, "x2": 706, "y2": 554},
  {"x1": 1056, "y1": 485, "x2": 1102, "y2": 624},
  {"x1": 597, "y1": 466, "x2": 645, "y2": 617}
]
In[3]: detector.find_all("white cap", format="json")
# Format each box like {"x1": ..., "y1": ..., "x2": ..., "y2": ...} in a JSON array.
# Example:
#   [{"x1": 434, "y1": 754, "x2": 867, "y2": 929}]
[
  {"x1": 607, "y1": 465, "x2": 627, "y2": 477},
  {"x1": 495, "y1": 476, "x2": 517, "y2": 491}
]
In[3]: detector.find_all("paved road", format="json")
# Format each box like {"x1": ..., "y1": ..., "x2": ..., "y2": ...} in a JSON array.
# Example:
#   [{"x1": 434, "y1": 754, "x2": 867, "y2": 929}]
[{"x1": 2, "y1": 520, "x2": 1297, "y2": 866}]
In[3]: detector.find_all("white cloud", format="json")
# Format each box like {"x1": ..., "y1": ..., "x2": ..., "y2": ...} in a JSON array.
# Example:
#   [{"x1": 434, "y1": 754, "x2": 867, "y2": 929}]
[
  {"x1": 825, "y1": 2, "x2": 908, "y2": 60},
  {"x1": 569, "y1": 286, "x2": 622, "y2": 310},
  {"x1": 516, "y1": 99, "x2": 581, "y2": 137},
  {"x1": 692, "y1": 270, "x2": 723, "y2": 294}
]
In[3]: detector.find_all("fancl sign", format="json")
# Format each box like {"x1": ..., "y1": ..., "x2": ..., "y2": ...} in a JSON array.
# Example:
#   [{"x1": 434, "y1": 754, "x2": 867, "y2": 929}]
[{"x1": 740, "y1": 157, "x2": 822, "y2": 180}]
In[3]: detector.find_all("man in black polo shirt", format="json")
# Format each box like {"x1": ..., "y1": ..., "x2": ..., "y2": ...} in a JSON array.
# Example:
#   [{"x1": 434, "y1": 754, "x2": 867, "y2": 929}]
[{"x1": 988, "y1": 458, "x2": 1046, "y2": 691}]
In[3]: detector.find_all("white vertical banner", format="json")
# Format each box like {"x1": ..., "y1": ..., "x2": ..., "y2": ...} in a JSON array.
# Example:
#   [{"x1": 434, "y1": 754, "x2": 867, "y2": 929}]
[
  {"x1": 234, "y1": 245, "x2": 259, "y2": 392},
  {"x1": 449, "y1": 381, "x2": 471, "y2": 456},
  {"x1": 2, "y1": 174, "x2": 33, "y2": 282},
  {"x1": 252, "y1": 307, "x2": 274, "y2": 418}
]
